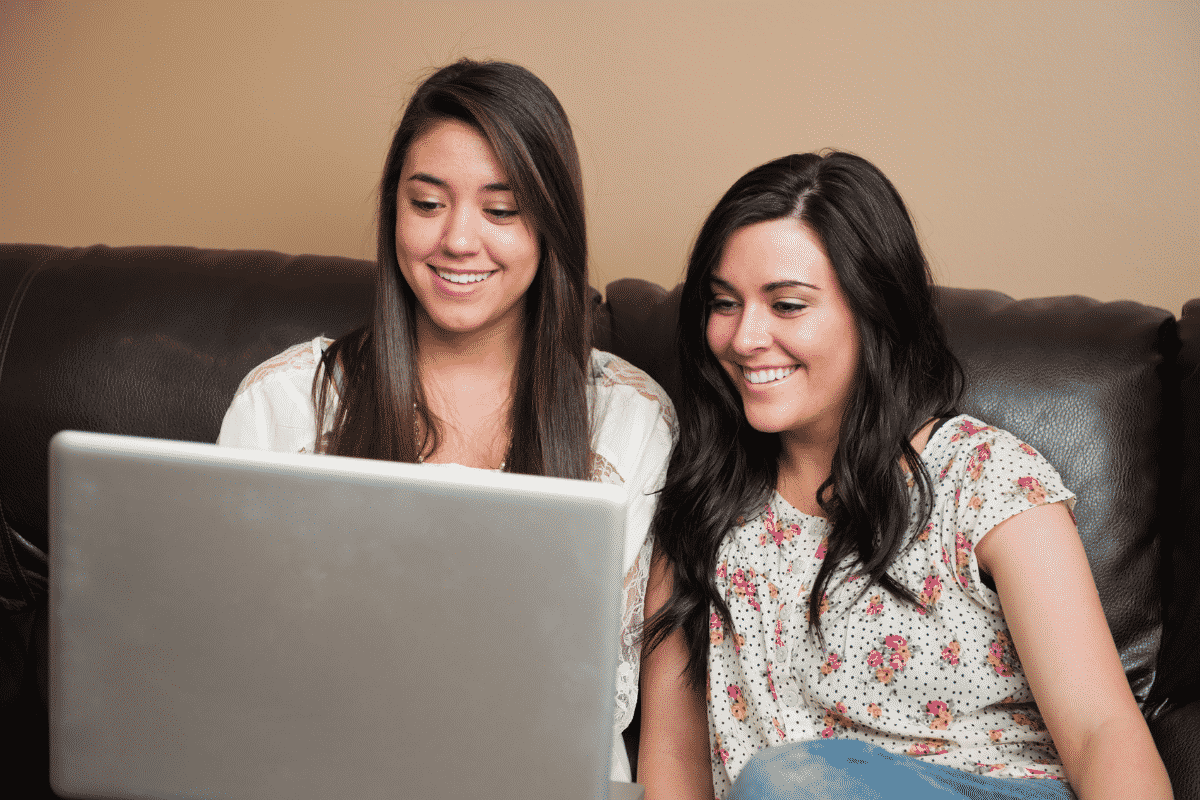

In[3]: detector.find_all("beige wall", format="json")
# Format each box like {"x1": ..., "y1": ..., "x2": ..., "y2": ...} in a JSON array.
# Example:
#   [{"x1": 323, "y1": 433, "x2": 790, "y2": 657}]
[{"x1": 2, "y1": 1, "x2": 1196, "y2": 315}]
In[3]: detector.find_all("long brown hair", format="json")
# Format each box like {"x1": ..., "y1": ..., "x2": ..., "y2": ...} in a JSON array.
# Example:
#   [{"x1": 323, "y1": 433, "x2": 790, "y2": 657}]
[
  {"x1": 644, "y1": 152, "x2": 963, "y2": 687},
  {"x1": 314, "y1": 59, "x2": 591, "y2": 479}
]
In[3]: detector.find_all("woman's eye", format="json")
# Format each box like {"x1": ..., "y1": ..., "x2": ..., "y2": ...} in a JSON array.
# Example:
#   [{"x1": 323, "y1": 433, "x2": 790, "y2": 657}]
[
  {"x1": 486, "y1": 208, "x2": 520, "y2": 221},
  {"x1": 774, "y1": 301, "x2": 807, "y2": 314},
  {"x1": 709, "y1": 297, "x2": 739, "y2": 314},
  {"x1": 410, "y1": 199, "x2": 442, "y2": 213}
]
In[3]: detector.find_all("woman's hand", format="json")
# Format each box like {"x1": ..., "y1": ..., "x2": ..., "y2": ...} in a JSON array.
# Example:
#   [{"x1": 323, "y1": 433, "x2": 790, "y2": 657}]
[
  {"x1": 638, "y1": 551, "x2": 715, "y2": 800},
  {"x1": 976, "y1": 502, "x2": 1173, "y2": 800}
]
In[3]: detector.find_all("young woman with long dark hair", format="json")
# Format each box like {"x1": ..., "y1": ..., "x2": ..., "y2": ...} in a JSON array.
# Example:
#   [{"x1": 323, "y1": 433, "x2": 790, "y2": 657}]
[
  {"x1": 218, "y1": 59, "x2": 675, "y2": 780},
  {"x1": 638, "y1": 152, "x2": 1170, "y2": 799}
]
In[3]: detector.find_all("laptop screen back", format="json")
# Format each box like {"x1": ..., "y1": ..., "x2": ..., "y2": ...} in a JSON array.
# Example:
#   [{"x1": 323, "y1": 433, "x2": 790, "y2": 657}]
[{"x1": 48, "y1": 430, "x2": 626, "y2": 799}]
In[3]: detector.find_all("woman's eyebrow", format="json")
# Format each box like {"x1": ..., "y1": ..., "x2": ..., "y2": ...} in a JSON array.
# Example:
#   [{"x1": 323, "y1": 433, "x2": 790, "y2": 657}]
[
  {"x1": 406, "y1": 173, "x2": 511, "y2": 193},
  {"x1": 407, "y1": 172, "x2": 445, "y2": 188},
  {"x1": 764, "y1": 280, "x2": 819, "y2": 292},
  {"x1": 709, "y1": 276, "x2": 819, "y2": 292}
]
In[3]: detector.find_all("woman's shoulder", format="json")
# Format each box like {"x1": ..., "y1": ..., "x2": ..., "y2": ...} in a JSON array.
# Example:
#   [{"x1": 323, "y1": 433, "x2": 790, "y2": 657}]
[
  {"x1": 927, "y1": 413, "x2": 1047, "y2": 461},
  {"x1": 232, "y1": 336, "x2": 332, "y2": 397},
  {"x1": 589, "y1": 349, "x2": 677, "y2": 432}
]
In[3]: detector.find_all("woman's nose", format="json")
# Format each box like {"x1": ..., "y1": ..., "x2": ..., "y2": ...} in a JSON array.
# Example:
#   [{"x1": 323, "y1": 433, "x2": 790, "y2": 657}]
[
  {"x1": 732, "y1": 305, "x2": 771, "y2": 354},
  {"x1": 441, "y1": 206, "x2": 481, "y2": 257}
]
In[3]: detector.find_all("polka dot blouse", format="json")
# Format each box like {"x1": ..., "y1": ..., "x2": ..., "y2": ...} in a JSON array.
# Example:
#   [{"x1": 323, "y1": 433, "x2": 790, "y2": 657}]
[{"x1": 706, "y1": 415, "x2": 1077, "y2": 797}]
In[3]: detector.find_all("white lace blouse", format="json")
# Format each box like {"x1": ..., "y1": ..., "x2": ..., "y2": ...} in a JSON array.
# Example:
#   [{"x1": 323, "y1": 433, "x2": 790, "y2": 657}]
[{"x1": 217, "y1": 337, "x2": 677, "y2": 781}]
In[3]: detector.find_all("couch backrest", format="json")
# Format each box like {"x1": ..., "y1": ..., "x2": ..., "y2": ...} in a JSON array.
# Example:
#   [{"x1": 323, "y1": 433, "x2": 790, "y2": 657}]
[
  {"x1": 0, "y1": 246, "x2": 1186, "y2": 709},
  {"x1": 603, "y1": 278, "x2": 1181, "y2": 706},
  {"x1": 0, "y1": 244, "x2": 375, "y2": 613}
]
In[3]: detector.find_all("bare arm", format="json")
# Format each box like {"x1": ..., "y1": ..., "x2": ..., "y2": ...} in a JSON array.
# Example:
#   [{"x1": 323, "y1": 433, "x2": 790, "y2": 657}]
[
  {"x1": 975, "y1": 502, "x2": 1172, "y2": 800},
  {"x1": 638, "y1": 550, "x2": 714, "y2": 800}
]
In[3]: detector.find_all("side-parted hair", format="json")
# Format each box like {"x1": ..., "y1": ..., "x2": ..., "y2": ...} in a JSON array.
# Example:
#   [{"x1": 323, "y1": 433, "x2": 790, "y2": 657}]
[
  {"x1": 644, "y1": 151, "x2": 964, "y2": 688},
  {"x1": 314, "y1": 59, "x2": 592, "y2": 480}
]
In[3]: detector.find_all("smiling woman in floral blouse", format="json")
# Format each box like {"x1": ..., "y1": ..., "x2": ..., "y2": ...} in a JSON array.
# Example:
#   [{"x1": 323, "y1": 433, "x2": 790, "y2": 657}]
[{"x1": 637, "y1": 152, "x2": 1171, "y2": 800}]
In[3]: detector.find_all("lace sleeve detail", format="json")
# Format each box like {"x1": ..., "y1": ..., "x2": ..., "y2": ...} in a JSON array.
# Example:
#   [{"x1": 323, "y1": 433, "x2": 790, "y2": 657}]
[{"x1": 613, "y1": 528, "x2": 654, "y2": 733}]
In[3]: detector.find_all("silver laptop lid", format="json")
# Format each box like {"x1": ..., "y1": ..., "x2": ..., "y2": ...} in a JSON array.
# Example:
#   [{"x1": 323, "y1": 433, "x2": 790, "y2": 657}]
[{"x1": 49, "y1": 430, "x2": 626, "y2": 799}]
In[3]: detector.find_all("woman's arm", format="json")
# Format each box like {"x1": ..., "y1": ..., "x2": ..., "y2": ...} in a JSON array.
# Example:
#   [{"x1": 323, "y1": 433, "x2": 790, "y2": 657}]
[
  {"x1": 638, "y1": 552, "x2": 714, "y2": 800},
  {"x1": 975, "y1": 501, "x2": 1173, "y2": 800}
]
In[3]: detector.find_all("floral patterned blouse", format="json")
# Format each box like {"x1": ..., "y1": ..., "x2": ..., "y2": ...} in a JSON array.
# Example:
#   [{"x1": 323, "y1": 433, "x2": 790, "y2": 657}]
[{"x1": 707, "y1": 415, "x2": 1077, "y2": 797}]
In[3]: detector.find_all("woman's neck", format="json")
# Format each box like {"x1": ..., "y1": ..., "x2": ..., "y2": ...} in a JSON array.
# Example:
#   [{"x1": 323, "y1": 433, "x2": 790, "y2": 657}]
[
  {"x1": 775, "y1": 428, "x2": 839, "y2": 518},
  {"x1": 414, "y1": 312, "x2": 523, "y2": 469},
  {"x1": 776, "y1": 417, "x2": 943, "y2": 516}
]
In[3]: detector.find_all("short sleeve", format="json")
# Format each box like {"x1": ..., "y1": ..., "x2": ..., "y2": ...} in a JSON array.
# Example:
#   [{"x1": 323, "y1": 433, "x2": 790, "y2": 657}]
[
  {"x1": 217, "y1": 337, "x2": 330, "y2": 453},
  {"x1": 935, "y1": 420, "x2": 1076, "y2": 609}
]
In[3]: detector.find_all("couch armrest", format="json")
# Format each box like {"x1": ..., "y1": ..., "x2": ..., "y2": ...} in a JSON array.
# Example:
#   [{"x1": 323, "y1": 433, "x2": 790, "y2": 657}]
[{"x1": 1149, "y1": 697, "x2": 1200, "y2": 800}]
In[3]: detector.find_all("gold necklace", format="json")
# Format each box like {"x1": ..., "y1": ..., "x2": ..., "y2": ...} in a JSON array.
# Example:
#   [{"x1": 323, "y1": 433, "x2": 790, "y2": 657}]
[{"x1": 413, "y1": 403, "x2": 508, "y2": 471}]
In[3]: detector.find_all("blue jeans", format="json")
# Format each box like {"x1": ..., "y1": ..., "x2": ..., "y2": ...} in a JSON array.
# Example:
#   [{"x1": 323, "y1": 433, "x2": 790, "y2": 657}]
[{"x1": 729, "y1": 739, "x2": 1076, "y2": 800}]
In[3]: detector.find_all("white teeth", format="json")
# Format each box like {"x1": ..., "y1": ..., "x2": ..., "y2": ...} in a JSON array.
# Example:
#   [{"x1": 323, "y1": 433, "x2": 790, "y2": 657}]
[
  {"x1": 435, "y1": 268, "x2": 492, "y2": 284},
  {"x1": 744, "y1": 366, "x2": 797, "y2": 385}
]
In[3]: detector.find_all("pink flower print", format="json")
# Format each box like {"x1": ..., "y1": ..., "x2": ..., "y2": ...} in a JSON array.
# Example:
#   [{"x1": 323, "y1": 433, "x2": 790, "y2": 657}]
[
  {"x1": 976, "y1": 762, "x2": 1006, "y2": 773},
  {"x1": 867, "y1": 702, "x2": 882, "y2": 718},
  {"x1": 987, "y1": 630, "x2": 1021, "y2": 677},
  {"x1": 820, "y1": 652, "x2": 842, "y2": 676},
  {"x1": 815, "y1": 536, "x2": 827, "y2": 560},
  {"x1": 773, "y1": 616, "x2": 785, "y2": 649},
  {"x1": 872, "y1": 634, "x2": 913, "y2": 677},
  {"x1": 957, "y1": 419, "x2": 993, "y2": 438},
  {"x1": 733, "y1": 631, "x2": 745, "y2": 654},
  {"x1": 771, "y1": 716, "x2": 787, "y2": 741},
  {"x1": 768, "y1": 581, "x2": 779, "y2": 600},
  {"x1": 988, "y1": 642, "x2": 1014, "y2": 676},
  {"x1": 709, "y1": 612, "x2": 724, "y2": 645},
  {"x1": 865, "y1": 594, "x2": 884, "y2": 615},
  {"x1": 730, "y1": 567, "x2": 761, "y2": 611},
  {"x1": 909, "y1": 739, "x2": 950, "y2": 757},
  {"x1": 762, "y1": 508, "x2": 800, "y2": 548},
  {"x1": 989, "y1": 729, "x2": 1004, "y2": 742},
  {"x1": 1019, "y1": 442, "x2": 1038, "y2": 456},
  {"x1": 919, "y1": 575, "x2": 943, "y2": 610},
  {"x1": 715, "y1": 561, "x2": 728, "y2": 581},
  {"x1": 926, "y1": 699, "x2": 952, "y2": 730},
  {"x1": 938, "y1": 455, "x2": 956, "y2": 480},
  {"x1": 967, "y1": 494, "x2": 984, "y2": 510},
  {"x1": 713, "y1": 731, "x2": 729, "y2": 767},
  {"x1": 765, "y1": 661, "x2": 778, "y2": 702},
  {"x1": 726, "y1": 684, "x2": 748, "y2": 721},
  {"x1": 967, "y1": 441, "x2": 992, "y2": 481},
  {"x1": 941, "y1": 640, "x2": 961, "y2": 666},
  {"x1": 1017, "y1": 476, "x2": 1048, "y2": 505},
  {"x1": 1012, "y1": 711, "x2": 1047, "y2": 732},
  {"x1": 821, "y1": 702, "x2": 853, "y2": 736},
  {"x1": 953, "y1": 532, "x2": 973, "y2": 588},
  {"x1": 917, "y1": 522, "x2": 933, "y2": 541}
]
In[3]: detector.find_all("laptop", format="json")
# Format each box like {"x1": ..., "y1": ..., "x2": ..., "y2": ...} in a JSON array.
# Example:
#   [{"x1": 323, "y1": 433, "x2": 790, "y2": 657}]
[{"x1": 48, "y1": 430, "x2": 642, "y2": 799}]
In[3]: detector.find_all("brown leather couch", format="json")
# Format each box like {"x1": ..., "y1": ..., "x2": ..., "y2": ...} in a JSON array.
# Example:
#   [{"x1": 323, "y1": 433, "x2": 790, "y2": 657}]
[{"x1": 1, "y1": 243, "x2": 1196, "y2": 798}]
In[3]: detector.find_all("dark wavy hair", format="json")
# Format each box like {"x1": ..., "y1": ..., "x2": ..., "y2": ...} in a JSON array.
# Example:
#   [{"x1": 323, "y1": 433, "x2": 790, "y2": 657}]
[
  {"x1": 644, "y1": 151, "x2": 964, "y2": 688},
  {"x1": 313, "y1": 59, "x2": 591, "y2": 479}
]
